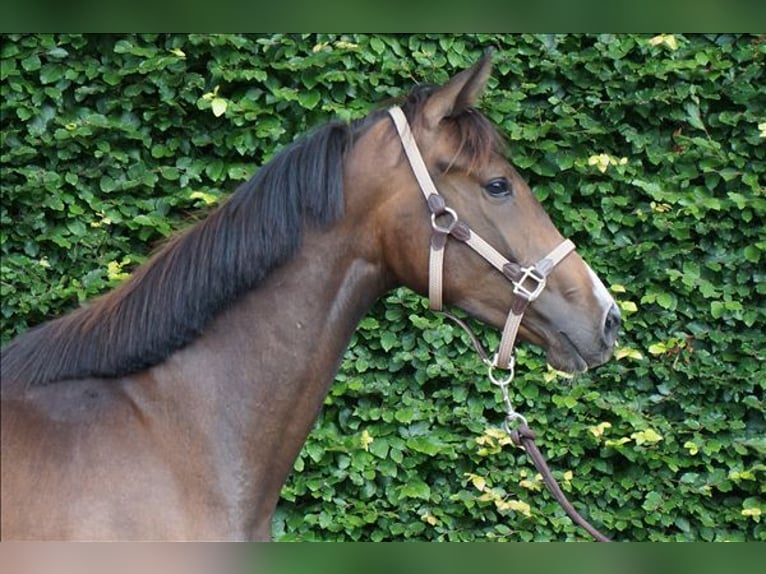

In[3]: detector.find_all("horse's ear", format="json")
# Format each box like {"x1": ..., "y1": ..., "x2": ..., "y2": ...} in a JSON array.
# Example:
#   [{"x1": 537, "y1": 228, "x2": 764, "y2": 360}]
[{"x1": 423, "y1": 49, "x2": 494, "y2": 129}]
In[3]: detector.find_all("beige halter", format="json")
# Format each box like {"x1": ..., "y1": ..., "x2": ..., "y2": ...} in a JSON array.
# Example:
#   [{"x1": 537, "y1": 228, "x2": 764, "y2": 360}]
[{"x1": 387, "y1": 106, "x2": 575, "y2": 377}]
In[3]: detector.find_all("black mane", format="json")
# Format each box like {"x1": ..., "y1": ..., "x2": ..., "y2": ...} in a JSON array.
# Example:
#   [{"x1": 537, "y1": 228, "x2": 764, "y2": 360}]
[{"x1": 1, "y1": 120, "x2": 351, "y2": 387}]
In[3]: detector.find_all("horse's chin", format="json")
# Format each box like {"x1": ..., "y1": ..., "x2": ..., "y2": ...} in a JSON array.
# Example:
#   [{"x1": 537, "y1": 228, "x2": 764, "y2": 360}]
[
  {"x1": 456, "y1": 303, "x2": 610, "y2": 375},
  {"x1": 545, "y1": 344, "x2": 590, "y2": 374},
  {"x1": 544, "y1": 330, "x2": 612, "y2": 375}
]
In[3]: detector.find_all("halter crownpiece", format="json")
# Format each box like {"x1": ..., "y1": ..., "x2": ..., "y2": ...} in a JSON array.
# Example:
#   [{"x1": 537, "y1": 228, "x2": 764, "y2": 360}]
[{"x1": 387, "y1": 106, "x2": 575, "y2": 372}]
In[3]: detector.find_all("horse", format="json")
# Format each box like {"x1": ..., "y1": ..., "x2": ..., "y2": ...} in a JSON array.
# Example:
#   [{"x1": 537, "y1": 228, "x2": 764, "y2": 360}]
[{"x1": 0, "y1": 52, "x2": 620, "y2": 540}]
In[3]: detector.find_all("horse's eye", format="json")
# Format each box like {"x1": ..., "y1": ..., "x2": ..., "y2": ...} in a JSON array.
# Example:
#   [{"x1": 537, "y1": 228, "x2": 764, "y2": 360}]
[{"x1": 483, "y1": 177, "x2": 512, "y2": 197}]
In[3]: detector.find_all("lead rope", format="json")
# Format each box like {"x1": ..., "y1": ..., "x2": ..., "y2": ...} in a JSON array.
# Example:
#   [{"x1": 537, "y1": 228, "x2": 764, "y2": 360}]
[
  {"x1": 444, "y1": 311, "x2": 612, "y2": 542},
  {"x1": 388, "y1": 107, "x2": 613, "y2": 542}
]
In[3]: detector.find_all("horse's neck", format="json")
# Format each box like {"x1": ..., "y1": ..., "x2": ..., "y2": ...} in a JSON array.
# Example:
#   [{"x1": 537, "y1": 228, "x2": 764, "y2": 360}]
[{"x1": 144, "y1": 225, "x2": 388, "y2": 529}]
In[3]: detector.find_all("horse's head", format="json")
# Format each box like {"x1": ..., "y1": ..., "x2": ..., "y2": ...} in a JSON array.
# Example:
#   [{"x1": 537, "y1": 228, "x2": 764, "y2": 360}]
[{"x1": 348, "y1": 53, "x2": 620, "y2": 373}]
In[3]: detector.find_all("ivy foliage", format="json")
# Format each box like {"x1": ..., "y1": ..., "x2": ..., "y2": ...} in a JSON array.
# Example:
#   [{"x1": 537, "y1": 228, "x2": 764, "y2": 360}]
[{"x1": 1, "y1": 34, "x2": 764, "y2": 541}]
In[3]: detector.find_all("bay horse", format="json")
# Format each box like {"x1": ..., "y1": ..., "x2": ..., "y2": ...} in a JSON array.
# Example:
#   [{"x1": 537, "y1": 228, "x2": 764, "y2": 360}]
[{"x1": 1, "y1": 53, "x2": 619, "y2": 540}]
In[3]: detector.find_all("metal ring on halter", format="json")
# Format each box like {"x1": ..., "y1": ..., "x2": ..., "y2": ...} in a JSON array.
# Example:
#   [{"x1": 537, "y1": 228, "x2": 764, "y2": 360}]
[
  {"x1": 488, "y1": 355, "x2": 515, "y2": 386},
  {"x1": 502, "y1": 411, "x2": 529, "y2": 435},
  {"x1": 430, "y1": 207, "x2": 458, "y2": 234}
]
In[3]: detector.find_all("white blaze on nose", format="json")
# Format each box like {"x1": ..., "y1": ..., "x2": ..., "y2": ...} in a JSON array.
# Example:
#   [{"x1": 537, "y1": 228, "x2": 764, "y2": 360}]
[{"x1": 586, "y1": 264, "x2": 616, "y2": 312}]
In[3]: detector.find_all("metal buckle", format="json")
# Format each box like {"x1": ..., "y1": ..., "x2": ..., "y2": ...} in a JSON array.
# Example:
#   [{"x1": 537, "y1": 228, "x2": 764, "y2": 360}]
[
  {"x1": 430, "y1": 207, "x2": 458, "y2": 234},
  {"x1": 513, "y1": 266, "x2": 546, "y2": 301}
]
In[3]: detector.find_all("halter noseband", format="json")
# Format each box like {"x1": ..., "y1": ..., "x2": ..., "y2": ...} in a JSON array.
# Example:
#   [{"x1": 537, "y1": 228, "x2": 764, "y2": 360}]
[{"x1": 387, "y1": 106, "x2": 575, "y2": 376}]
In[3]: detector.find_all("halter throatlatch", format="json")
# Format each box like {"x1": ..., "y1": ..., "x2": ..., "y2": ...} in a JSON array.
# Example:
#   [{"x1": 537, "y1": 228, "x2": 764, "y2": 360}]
[{"x1": 388, "y1": 107, "x2": 612, "y2": 543}]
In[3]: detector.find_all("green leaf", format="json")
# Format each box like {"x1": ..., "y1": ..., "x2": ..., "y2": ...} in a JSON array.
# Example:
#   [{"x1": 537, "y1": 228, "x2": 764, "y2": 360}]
[
  {"x1": 99, "y1": 175, "x2": 117, "y2": 193},
  {"x1": 205, "y1": 159, "x2": 226, "y2": 181},
  {"x1": 370, "y1": 37, "x2": 386, "y2": 54},
  {"x1": 642, "y1": 491, "x2": 664, "y2": 512},
  {"x1": 359, "y1": 317, "x2": 379, "y2": 330},
  {"x1": 39, "y1": 64, "x2": 64, "y2": 84},
  {"x1": 406, "y1": 436, "x2": 442, "y2": 456},
  {"x1": 618, "y1": 300, "x2": 638, "y2": 314},
  {"x1": 399, "y1": 480, "x2": 431, "y2": 500},
  {"x1": 394, "y1": 407, "x2": 415, "y2": 423},
  {"x1": 710, "y1": 301, "x2": 725, "y2": 319},
  {"x1": 685, "y1": 101, "x2": 705, "y2": 131},
  {"x1": 65, "y1": 220, "x2": 87, "y2": 237},
  {"x1": 132, "y1": 214, "x2": 154, "y2": 227},
  {"x1": 189, "y1": 191, "x2": 219, "y2": 206},
  {"x1": 648, "y1": 343, "x2": 666, "y2": 355},
  {"x1": 743, "y1": 245, "x2": 760, "y2": 263},
  {"x1": 298, "y1": 90, "x2": 321, "y2": 110},
  {"x1": 615, "y1": 347, "x2": 644, "y2": 361},
  {"x1": 47, "y1": 47, "x2": 69, "y2": 59},
  {"x1": 102, "y1": 70, "x2": 121, "y2": 86},
  {"x1": 369, "y1": 438, "x2": 390, "y2": 459},
  {"x1": 656, "y1": 292, "x2": 676, "y2": 310},
  {"x1": 21, "y1": 54, "x2": 42, "y2": 71},
  {"x1": 632, "y1": 428, "x2": 663, "y2": 445},
  {"x1": 380, "y1": 331, "x2": 397, "y2": 352}
]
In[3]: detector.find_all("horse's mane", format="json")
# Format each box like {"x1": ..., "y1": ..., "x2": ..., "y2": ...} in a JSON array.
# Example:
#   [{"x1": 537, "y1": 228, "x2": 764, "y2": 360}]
[{"x1": 1, "y1": 85, "x2": 504, "y2": 388}]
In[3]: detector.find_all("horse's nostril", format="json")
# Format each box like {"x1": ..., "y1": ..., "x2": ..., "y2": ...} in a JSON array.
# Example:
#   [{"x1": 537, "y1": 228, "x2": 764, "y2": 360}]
[{"x1": 604, "y1": 304, "x2": 621, "y2": 342}]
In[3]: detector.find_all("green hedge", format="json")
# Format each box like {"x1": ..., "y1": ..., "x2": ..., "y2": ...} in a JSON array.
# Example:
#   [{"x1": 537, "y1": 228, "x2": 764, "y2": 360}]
[{"x1": 2, "y1": 34, "x2": 764, "y2": 541}]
